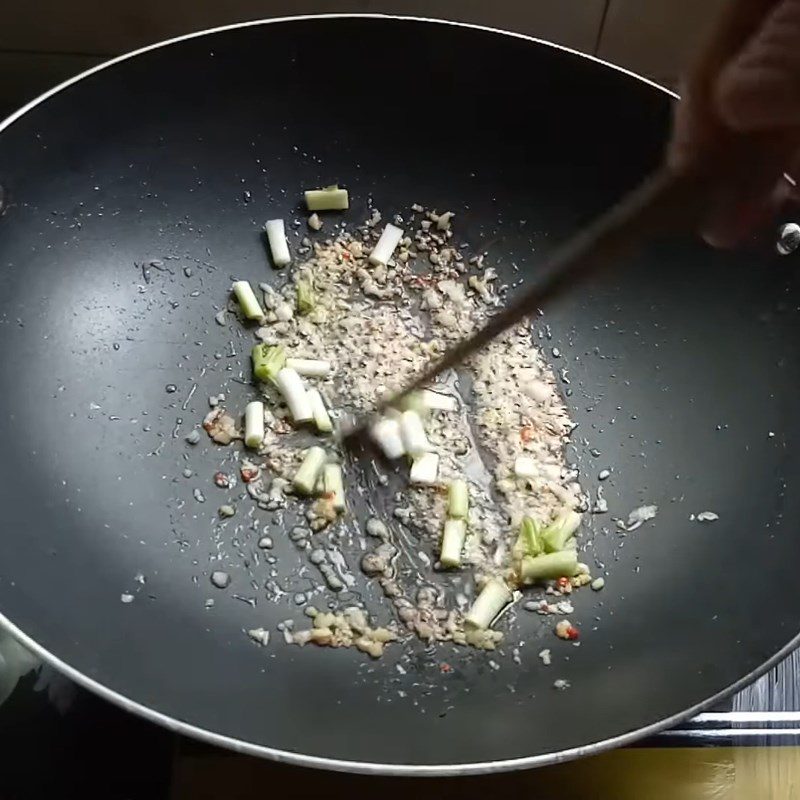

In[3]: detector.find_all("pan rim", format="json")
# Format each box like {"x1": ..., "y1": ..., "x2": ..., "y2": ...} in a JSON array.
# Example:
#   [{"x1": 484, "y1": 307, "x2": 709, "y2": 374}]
[
  {"x1": 0, "y1": 12, "x2": 678, "y2": 138},
  {"x1": 1, "y1": 11, "x2": 789, "y2": 778}
]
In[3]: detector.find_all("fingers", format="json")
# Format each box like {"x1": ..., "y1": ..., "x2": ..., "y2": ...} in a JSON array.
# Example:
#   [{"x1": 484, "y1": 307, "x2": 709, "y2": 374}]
[
  {"x1": 668, "y1": 0, "x2": 800, "y2": 246},
  {"x1": 669, "y1": 0, "x2": 782, "y2": 171},
  {"x1": 715, "y1": 0, "x2": 800, "y2": 130},
  {"x1": 700, "y1": 0, "x2": 800, "y2": 245},
  {"x1": 701, "y1": 140, "x2": 800, "y2": 247}
]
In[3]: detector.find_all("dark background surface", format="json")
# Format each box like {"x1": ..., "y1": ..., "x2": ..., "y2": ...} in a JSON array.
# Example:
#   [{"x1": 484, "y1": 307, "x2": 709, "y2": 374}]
[
  {"x1": 0, "y1": 14, "x2": 799, "y2": 780},
  {"x1": 0, "y1": 665, "x2": 796, "y2": 799}
]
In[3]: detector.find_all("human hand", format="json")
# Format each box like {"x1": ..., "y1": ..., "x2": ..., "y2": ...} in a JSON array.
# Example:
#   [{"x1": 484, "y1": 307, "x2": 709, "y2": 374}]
[{"x1": 668, "y1": 0, "x2": 800, "y2": 246}]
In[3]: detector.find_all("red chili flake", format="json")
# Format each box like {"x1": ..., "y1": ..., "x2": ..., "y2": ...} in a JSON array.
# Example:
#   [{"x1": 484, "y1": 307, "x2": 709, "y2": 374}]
[
  {"x1": 213, "y1": 471, "x2": 230, "y2": 488},
  {"x1": 439, "y1": 662, "x2": 453, "y2": 674},
  {"x1": 240, "y1": 467, "x2": 259, "y2": 483},
  {"x1": 409, "y1": 274, "x2": 435, "y2": 289},
  {"x1": 520, "y1": 426, "x2": 534, "y2": 443},
  {"x1": 555, "y1": 577, "x2": 571, "y2": 591},
  {"x1": 341, "y1": 250, "x2": 352, "y2": 261},
  {"x1": 565, "y1": 625, "x2": 580, "y2": 641}
]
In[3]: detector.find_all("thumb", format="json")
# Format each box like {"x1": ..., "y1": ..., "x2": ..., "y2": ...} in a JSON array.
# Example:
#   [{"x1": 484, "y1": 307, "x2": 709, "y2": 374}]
[{"x1": 715, "y1": 0, "x2": 800, "y2": 130}]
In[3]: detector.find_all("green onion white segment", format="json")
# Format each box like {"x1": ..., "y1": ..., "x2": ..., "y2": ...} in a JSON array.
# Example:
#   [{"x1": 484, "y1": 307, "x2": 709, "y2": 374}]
[
  {"x1": 285, "y1": 358, "x2": 331, "y2": 378},
  {"x1": 322, "y1": 463, "x2": 346, "y2": 511},
  {"x1": 519, "y1": 550, "x2": 578, "y2": 584},
  {"x1": 447, "y1": 479, "x2": 469, "y2": 519},
  {"x1": 244, "y1": 401, "x2": 265, "y2": 449},
  {"x1": 421, "y1": 389, "x2": 457, "y2": 412},
  {"x1": 370, "y1": 418, "x2": 406, "y2": 459},
  {"x1": 265, "y1": 219, "x2": 291, "y2": 268},
  {"x1": 306, "y1": 388, "x2": 332, "y2": 433},
  {"x1": 275, "y1": 367, "x2": 313, "y2": 424},
  {"x1": 465, "y1": 579, "x2": 513, "y2": 630},
  {"x1": 369, "y1": 223, "x2": 404, "y2": 266},
  {"x1": 293, "y1": 447, "x2": 327, "y2": 495},
  {"x1": 304, "y1": 185, "x2": 349, "y2": 211},
  {"x1": 232, "y1": 281, "x2": 264, "y2": 321},
  {"x1": 410, "y1": 452, "x2": 439, "y2": 485},
  {"x1": 440, "y1": 519, "x2": 467, "y2": 568},
  {"x1": 439, "y1": 480, "x2": 469, "y2": 568},
  {"x1": 399, "y1": 410, "x2": 430, "y2": 456}
]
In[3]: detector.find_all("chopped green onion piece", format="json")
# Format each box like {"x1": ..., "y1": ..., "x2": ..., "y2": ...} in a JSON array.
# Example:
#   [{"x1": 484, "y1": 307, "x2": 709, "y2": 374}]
[
  {"x1": 409, "y1": 452, "x2": 439, "y2": 485},
  {"x1": 421, "y1": 389, "x2": 457, "y2": 412},
  {"x1": 306, "y1": 388, "x2": 332, "y2": 433},
  {"x1": 293, "y1": 447, "x2": 326, "y2": 495},
  {"x1": 296, "y1": 280, "x2": 316, "y2": 314},
  {"x1": 399, "y1": 409, "x2": 430, "y2": 456},
  {"x1": 447, "y1": 479, "x2": 469, "y2": 520},
  {"x1": 275, "y1": 367, "x2": 313, "y2": 424},
  {"x1": 440, "y1": 519, "x2": 467, "y2": 568},
  {"x1": 305, "y1": 185, "x2": 349, "y2": 211},
  {"x1": 370, "y1": 418, "x2": 405, "y2": 459},
  {"x1": 251, "y1": 343, "x2": 286, "y2": 383},
  {"x1": 244, "y1": 401, "x2": 264, "y2": 449},
  {"x1": 232, "y1": 280, "x2": 264, "y2": 321},
  {"x1": 369, "y1": 223, "x2": 404, "y2": 266},
  {"x1": 285, "y1": 357, "x2": 331, "y2": 378},
  {"x1": 519, "y1": 551, "x2": 578, "y2": 584},
  {"x1": 322, "y1": 463, "x2": 346, "y2": 511},
  {"x1": 520, "y1": 516, "x2": 543, "y2": 557},
  {"x1": 465, "y1": 579, "x2": 512, "y2": 630},
  {"x1": 541, "y1": 510, "x2": 583, "y2": 553},
  {"x1": 264, "y1": 219, "x2": 291, "y2": 268},
  {"x1": 398, "y1": 390, "x2": 456, "y2": 416}
]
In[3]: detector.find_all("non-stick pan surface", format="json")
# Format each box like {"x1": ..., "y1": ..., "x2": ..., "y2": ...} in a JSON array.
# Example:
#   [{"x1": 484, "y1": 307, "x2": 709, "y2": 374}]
[{"x1": 0, "y1": 15, "x2": 799, "y2": 775}]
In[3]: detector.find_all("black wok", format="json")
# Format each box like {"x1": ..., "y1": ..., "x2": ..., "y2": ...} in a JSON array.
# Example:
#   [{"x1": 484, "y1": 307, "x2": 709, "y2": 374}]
[{"x1": 0, "y1": 15, "x2": 798, "y2": 775}]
